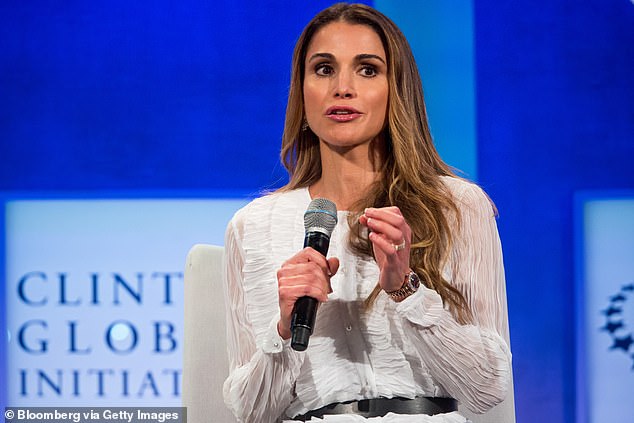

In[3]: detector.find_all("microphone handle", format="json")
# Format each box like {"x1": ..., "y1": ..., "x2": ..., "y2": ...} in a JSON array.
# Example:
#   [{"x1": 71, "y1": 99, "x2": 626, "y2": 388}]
[
  {"x1": 290, "y1": 231, "x2": 331, "y2": 351},
  {"x1": 303, "y1": 231, "x2": 330, "y2": 256}
]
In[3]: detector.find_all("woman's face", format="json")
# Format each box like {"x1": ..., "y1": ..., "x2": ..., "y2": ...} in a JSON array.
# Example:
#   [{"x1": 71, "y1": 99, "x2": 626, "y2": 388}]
[{"x1": 303, "y1": 22, "x2": 388, "y2": 150}]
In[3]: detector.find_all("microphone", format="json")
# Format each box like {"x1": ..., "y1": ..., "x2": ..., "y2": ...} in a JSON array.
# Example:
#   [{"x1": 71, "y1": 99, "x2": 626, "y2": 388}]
[{"x1": 290, "y1": 198, "x2": 338, "y2": 351}]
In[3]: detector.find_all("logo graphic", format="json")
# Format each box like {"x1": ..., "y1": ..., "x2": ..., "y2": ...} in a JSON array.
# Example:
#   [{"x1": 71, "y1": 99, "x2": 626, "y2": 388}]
[{"x1": 601, "y1": 282, "x2": 634, "y2": 371}]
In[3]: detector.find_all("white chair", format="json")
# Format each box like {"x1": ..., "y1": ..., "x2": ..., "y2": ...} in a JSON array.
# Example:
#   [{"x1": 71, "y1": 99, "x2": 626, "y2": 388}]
[
  {"x1": 183, "y1": 244, "x2": 236, "y2": 423},
  {"x1": 182, "y1": 244, "x2": 515, "y2": 423}
]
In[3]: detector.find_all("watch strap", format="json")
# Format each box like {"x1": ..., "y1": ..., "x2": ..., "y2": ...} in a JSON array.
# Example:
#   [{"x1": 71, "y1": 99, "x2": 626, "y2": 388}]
[{"x1": 386, "y1": 270, "x2": 420, "y2": 301}]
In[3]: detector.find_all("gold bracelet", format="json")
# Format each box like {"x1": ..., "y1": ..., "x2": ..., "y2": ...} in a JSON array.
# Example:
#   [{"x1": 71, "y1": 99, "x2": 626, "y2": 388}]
[{"x1": 386, "y1": 270, "x2": 421, "y2": 301}]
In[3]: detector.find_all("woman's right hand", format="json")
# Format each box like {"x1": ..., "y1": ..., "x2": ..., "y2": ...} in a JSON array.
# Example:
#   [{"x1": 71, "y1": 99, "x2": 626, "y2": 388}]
[{"x1": 276, "y1": 247, "x2": 339, "y2": 339}]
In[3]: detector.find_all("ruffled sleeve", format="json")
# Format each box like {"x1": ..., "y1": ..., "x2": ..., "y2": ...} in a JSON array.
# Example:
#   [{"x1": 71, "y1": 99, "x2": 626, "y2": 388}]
[
  {"x1": 392, "y1": 179, "x2": 512, "y2": 413},
  {"x1": 222, "y1": 204, "x2": 306, "y2": 423}
]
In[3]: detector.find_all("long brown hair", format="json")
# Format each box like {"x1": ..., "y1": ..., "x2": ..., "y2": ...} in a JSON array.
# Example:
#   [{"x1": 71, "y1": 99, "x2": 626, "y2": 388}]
[{"x1": 279, "y1": 3, "x2": 471, "y2": 324}]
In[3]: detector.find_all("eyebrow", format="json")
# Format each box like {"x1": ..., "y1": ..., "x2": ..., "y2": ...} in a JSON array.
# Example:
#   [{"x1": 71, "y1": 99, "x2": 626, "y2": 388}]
[{"x1": 307, "y1": 52, "x2": 386, "y2": 64}]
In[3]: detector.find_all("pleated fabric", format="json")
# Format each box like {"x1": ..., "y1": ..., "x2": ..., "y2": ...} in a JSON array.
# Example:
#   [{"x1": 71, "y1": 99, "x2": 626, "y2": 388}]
[{"x1": 222, "y1": 176, "x2": 511, "y2": 423}]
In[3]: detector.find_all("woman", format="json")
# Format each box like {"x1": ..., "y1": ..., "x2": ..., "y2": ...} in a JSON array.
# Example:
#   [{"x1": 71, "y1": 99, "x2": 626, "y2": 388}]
[{"x1": 222, "y1": 3, "x2": 511, "y2": 422}]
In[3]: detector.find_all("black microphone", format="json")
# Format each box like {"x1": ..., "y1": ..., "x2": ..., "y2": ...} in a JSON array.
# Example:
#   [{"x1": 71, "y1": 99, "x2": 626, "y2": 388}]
[{"x1": 290, "y1": 198, "x2": 338, "y2": 351}]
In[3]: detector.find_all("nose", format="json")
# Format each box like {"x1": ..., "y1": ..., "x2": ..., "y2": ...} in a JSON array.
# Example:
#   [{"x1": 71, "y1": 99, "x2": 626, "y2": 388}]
[
  {"x1": 333, "y1": 71, "x2": 355, "y2": 99},
  {"x1": 335, "y1": 91, "x2": 354, "y2": 99}
]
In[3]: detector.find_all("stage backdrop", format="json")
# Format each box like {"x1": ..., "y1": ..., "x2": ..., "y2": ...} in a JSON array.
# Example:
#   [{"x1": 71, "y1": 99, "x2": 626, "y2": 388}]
[
  {"x1": 4, "y1": 197, "x2": 248, "y2": 405},
  {"x1": 575, "y1": 194, "x2": 634, "y2": 422}
]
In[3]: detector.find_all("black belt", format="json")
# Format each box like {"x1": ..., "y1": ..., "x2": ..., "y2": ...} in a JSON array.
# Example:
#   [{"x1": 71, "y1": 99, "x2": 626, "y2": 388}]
[{"x1": 293, "y1": 396, "x2": 458, "y2": 420}]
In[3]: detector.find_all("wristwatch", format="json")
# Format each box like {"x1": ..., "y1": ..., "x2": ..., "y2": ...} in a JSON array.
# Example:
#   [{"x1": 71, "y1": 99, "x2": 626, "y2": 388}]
[{"x1": 387, "y1": 270, "x2": 421, "y2": 301}]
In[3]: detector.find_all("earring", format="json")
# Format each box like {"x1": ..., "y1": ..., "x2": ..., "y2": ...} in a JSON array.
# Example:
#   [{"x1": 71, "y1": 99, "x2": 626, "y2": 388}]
[{"x1": 301, "y1": 119, "x2": 309, "y2": 131}]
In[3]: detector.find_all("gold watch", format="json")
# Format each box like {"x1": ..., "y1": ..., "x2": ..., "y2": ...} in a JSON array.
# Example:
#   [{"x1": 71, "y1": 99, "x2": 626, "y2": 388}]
[{"x1": 387, "y1": 270, "x2": 421, "y2": 301}]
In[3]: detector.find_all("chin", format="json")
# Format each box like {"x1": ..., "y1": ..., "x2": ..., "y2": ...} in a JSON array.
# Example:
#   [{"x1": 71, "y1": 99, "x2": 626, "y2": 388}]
[
  {"x1": 321, "y1": 137, "x2": 368, "y2": 150},
  {"x1": 319, "y1": 130, "x2": 376, "y2": 148}
]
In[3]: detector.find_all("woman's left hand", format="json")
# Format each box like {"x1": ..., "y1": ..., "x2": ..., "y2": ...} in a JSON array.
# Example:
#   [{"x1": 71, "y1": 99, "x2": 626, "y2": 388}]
[{"x1": 359, "y1": 206, "x2": 412, "y2": 293}]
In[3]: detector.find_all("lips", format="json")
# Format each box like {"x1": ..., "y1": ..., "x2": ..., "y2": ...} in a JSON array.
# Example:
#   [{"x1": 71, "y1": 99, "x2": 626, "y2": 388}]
[{"x1": 325, "y1": 106, "x2": 362, "y2": 122}]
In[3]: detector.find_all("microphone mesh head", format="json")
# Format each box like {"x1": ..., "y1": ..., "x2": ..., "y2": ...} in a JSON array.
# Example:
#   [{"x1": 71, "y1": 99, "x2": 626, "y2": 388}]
[{"x1": 304, "y1": 198, "x2": 338, "y2": 235}]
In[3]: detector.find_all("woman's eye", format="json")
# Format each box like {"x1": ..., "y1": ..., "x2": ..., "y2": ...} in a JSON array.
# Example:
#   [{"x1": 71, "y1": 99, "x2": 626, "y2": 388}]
[
  {"x1": 315, "y1": 64, "x2": 334, "y2": 76},
  {"x1": 360, "y1": 66, "x2": 377, "y2": 77}
]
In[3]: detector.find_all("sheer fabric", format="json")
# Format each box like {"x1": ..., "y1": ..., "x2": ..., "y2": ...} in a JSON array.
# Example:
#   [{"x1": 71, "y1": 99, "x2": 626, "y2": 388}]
[{"x1": 222, "y1": 176, "x2": 511, "y2": 423}]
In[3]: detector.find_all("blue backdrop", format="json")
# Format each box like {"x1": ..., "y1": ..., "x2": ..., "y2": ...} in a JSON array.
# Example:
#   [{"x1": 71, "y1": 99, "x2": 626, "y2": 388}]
[{"x1": 2, "y1": 1, "x2": 634, "y2": 421}]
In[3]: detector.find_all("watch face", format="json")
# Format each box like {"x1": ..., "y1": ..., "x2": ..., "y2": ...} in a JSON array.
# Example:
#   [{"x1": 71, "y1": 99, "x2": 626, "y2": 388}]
[{"x1": 408, "y1": 272, "x2": 420, "y2": 290}]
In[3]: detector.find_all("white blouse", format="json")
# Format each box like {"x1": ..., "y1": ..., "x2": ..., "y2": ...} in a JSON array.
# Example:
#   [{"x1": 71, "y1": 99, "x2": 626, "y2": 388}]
[{"x1": 222, "y1": 176, "x2": 512, "y2": 423}]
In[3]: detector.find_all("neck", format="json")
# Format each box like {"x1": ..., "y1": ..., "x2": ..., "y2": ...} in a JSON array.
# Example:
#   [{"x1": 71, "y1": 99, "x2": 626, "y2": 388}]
[{"x1": 309, "y1": 139, "x2": 385, "y2": 211}]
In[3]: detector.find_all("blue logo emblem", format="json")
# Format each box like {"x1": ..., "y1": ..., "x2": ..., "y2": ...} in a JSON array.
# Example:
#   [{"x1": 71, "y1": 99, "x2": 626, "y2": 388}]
[{"x1": 601, "y1": 282, "x2": 634, "y2": 370}]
